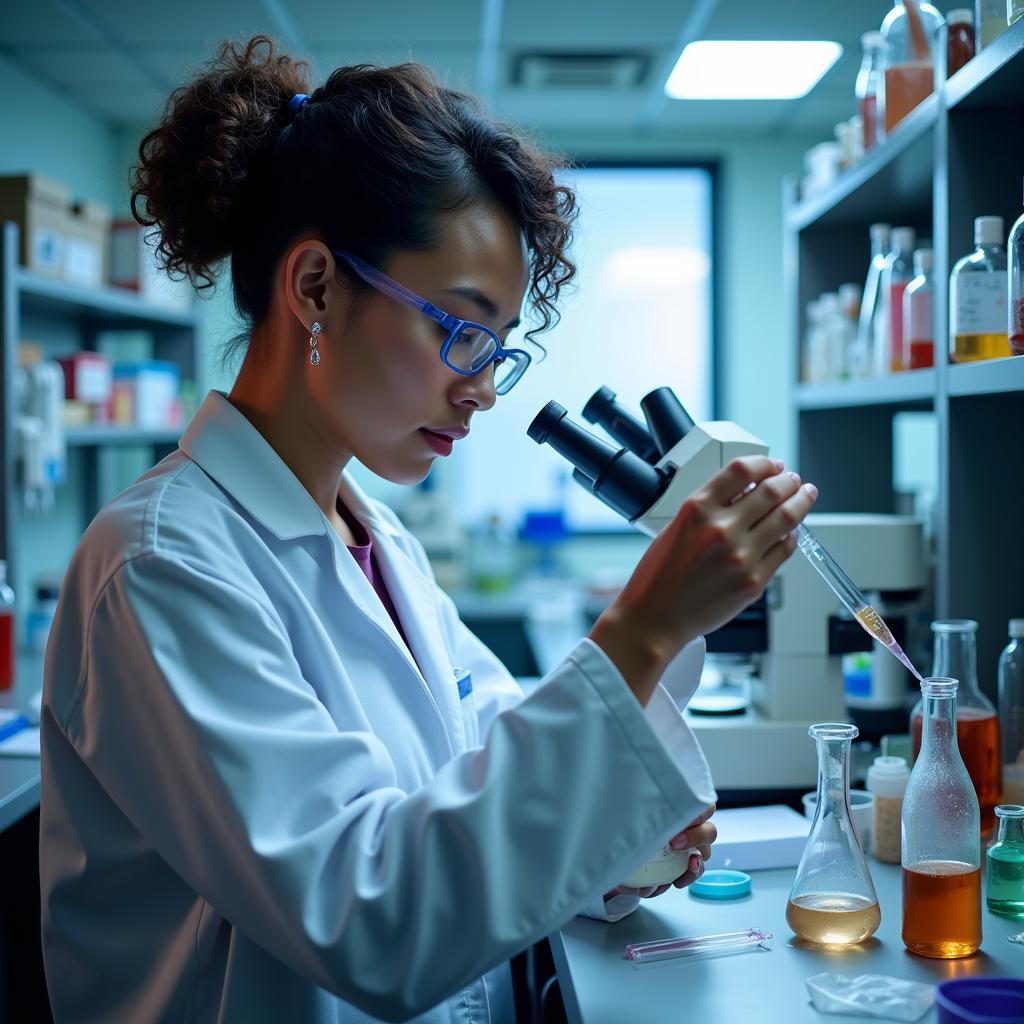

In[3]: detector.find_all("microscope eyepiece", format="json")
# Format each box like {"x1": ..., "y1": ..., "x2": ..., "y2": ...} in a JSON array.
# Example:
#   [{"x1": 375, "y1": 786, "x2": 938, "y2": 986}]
[
  {"x1": 640, "y1": 387, "x2": 696, "y2": 456},
  {"x1": 527, "y1": 402, "x2": 671, "y2": 522},
  {"x1": 581, "y1": 386, "x2": 660, "y2": 464}
]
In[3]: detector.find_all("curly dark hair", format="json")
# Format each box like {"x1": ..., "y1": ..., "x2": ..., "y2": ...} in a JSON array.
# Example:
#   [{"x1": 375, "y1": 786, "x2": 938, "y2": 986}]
[{"x1": 130, "y1": 36, "x2": 577, "y2": 354}]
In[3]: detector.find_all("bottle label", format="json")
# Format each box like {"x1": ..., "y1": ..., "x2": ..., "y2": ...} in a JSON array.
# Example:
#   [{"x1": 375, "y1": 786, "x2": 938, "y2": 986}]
[{"x1": 953, "y1": 271, "x2": 1007, "y2": 335}]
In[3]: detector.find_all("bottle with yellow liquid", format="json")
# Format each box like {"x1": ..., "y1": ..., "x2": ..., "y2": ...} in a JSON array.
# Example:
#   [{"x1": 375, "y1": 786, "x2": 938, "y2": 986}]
[
  {"x1": 950, "y1": 215, "x2": 1011, "y2": 362},
  {"x1": 787, "y1": 723, "x2": 881, "y2": 945}
]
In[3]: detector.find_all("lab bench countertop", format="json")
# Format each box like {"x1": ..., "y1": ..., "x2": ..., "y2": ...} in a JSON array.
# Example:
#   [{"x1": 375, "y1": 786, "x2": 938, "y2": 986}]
[{"x1": 551, "y1": 861, "x2": 1024, "y2": 1024}]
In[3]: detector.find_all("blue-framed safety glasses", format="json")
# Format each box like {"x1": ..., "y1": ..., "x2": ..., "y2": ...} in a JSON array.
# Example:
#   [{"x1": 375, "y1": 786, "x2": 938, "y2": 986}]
[{"x1": 332, "y1": 249, "x2": 531, "y2": 395}]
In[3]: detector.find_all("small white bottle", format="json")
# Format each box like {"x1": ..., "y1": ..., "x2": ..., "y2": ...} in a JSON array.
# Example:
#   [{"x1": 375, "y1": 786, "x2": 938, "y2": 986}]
[
  {"x1": 999, "y1": 619, "x2": 1024, "y2": 804},
  {"x1": 866, "y1": 755, "x2": 910, "y2": 863}
]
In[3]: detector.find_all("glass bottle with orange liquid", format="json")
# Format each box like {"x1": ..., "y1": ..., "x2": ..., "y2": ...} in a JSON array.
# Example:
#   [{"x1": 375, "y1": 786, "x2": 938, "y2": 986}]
[
  {"x1": 880, "y1": 1, "x2": 943, "y2": 136},
  {"x1": 903, "y1": 677, "x2": 982, "y2": 958},
  {"x1": 910, "y1": 620, "x2": 1001, "y2": 833}
]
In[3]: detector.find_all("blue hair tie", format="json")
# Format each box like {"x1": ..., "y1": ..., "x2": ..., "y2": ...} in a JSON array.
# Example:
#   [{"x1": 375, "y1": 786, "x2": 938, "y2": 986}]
[{"x1": 288, "y1": 93, "x2": 310, "y2": 119}]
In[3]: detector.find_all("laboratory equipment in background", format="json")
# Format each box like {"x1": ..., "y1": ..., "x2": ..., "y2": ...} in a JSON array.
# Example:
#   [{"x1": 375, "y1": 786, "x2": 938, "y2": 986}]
[
  {"x1": 1006, "y1": 183, "x2": 1024, "y2": 355},
  {"x1": 13, "y1": 351, "x2": 66, "y2": 514},
  {"x1": 947, "y1": 9, "x2": 976, "y2": 73},
  {"x1": 902, "y1": 677, "x2": 982, "y2": 958},
  {"x1": 855, "y1": 223, "x2": 892, "y2": 378},
  {"x1": 395, "y1": 474, "x2": 466, "y2": 593},
  {"x1": 527, "y1": 386, "x2": 929, "y2": 789},
  {"x1": 0, "y1": 562, "x2": 14, "y2": 692},
  {"x1": 867, "y1": 755, "x2": 910, "y2": 863},
  {"x1": 903, "y1": 248, "x2": 935, "y2": 368},
  {"x1": 57, "y1": 351, "x2": 113, "y2": 425},
  {"x1": 880, "y1": 1, "x2": 943, "y2": 136},
  {"x1": 787, "y1": 724, "x2": 881, "y2": 945},
  {"x1": 110, "y1": 360, "x2": 183, "y2": 429},
  {"x1": 950, "y1": 215, "x2": 1010, "y2": 362},
  {"x1": 801, "y1": 286, "x2": 860, "y2": 383},
  {"x1": 976, "y1": 0, "x2": 1008, "y2": 47},
  {"x1": 881, "y1": 227, "x2": 917, "y2": 373},
  {"x1": 986, "y1": 804, "x2": 1024, "y2": 919},
  {"x1": 999, "y1": 620, "x2": 1024, "y2": 803},
  {"x1": 912, "y1": 619, "x2": 1001, "y2": 832},
  {"x1": 25, "y1": 580, "x2": 60, "y2": 657},
  {"x1": 467, "y1": 514, "x2": 518, "y2": 594},
  {"x1": 801, "y1": 142, "x2": 842, "y2": 198},
  {"x1": 856, "y1": 32, "x2": 885, "y2": 151}
]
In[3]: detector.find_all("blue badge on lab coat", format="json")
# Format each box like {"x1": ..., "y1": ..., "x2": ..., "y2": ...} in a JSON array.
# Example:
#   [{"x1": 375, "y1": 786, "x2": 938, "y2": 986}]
[{"x1": 453, "y1": 668, "x2": 472, "y2": 699}]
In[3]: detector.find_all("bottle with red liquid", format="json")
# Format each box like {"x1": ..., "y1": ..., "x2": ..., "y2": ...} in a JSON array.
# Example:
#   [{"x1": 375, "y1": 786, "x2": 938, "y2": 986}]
[
  {"x1": 856, "y1": 32, "x2": 885, "y2": 151},
  {"x1": 883, "y1": 227, "x2": 916, "y2": 373},
  {"x1": 902, "y1": 677, "x2": 982, "y2": 958},
  {"x1": 902, "y1": 247, "x2": 934, "y2": 369},
  {"x1": 910, "y1": 620, "x2": 1001, "y2": 833},
  {"x1": 0, "y1": 560, "x2": 14, "y2": 691},
  {"x1": 1007, "y1": 179, "x2": 1024, "y2": 356},
  {"x1": 946, "y1": 10, "x2": 975, "y2": 75}
]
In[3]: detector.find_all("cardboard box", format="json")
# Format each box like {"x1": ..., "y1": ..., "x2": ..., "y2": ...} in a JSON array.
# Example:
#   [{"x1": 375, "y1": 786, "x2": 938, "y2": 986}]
[
  {"x1": 110, "y1": 219, "x2": 192, "y2": 310},
  {"x1": 0, "y1": 173, "x2": 70, "y2": 278},
  {"x1": 65, "y1": 198, "x2": 111, "y2": 287},
  {"x1": 56, "y1": 352, "x2": 113, "y2": 404}
]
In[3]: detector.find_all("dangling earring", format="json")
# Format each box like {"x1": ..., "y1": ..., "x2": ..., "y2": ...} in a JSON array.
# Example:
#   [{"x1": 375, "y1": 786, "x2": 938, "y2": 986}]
[{"x1": 309, "y1": 322, "x2": 322, "y2": 366}]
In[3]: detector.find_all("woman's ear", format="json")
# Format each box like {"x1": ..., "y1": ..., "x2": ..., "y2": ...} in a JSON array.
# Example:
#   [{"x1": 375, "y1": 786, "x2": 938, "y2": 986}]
[{"x1": 283, "y1": 239, "x2": 336, "y2": 331}]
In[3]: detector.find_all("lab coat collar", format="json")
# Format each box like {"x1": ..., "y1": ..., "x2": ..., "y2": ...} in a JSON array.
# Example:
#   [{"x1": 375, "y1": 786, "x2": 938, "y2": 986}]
[{"x1": 180, "y1": 390, "x2": 328, "y2": 542}]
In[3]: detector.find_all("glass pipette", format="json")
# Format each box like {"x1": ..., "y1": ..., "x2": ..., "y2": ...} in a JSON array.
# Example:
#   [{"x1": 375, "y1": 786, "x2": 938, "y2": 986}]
[
  {"x1": 796, "y1": 524, "x2": 922, "y2": 680},
  {"x1": 624, "y1": 928, "x2": 773, "y2": 964}
]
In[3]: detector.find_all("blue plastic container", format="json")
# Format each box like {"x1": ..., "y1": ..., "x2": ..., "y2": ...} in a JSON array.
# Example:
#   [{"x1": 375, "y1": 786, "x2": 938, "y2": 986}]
[{"x1": 936, "y1": 978, "x2": 1024, "y2": 1024}]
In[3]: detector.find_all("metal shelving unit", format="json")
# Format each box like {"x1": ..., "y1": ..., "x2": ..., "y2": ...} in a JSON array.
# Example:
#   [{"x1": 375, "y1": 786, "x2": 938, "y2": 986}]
[
  {"x1": 0, "y1": 220, "x2": 201, "y2": 615},
  {"x1": 787, "y1": 18, "x2": 1024, "y2": 695}
]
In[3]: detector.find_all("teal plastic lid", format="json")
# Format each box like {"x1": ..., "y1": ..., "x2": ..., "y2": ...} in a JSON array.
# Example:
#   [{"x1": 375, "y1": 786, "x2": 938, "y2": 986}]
[{"x1": 689, "y1": 869, "x2": 752, "y2": 900}]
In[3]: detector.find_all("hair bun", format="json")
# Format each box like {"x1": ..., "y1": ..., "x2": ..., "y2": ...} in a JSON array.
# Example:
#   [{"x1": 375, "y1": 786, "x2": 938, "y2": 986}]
[{"x1": 130, "y1": 36, "x2": 309, "y2": 290}]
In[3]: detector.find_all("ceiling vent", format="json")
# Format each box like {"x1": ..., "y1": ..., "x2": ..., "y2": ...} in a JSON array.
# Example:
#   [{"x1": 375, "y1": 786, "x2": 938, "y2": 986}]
[{"x1": 510, "y1": 52, "x2": 650, "y2": 89}]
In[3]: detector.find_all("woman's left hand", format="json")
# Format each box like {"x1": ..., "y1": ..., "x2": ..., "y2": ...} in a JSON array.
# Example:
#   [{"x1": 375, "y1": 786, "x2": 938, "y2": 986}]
[{"x1": 607, "y1": 804, "x2": 718, "y2": 900}]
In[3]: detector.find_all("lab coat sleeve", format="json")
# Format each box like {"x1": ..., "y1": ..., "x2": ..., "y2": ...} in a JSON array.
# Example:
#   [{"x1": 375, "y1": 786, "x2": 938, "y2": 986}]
[
  {"x1": 58, "y1": 554, "x2": 715, "y2": 1023},
  {"x1": 576, "y1": 636, "x2": 712, "y2": 923}
]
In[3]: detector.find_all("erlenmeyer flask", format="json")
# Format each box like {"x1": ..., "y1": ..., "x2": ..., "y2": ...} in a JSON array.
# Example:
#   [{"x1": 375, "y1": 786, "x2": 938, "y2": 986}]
[
  {"x1": 903, "y1": 677, "x2": 982, "y2": 957},
  {"x1": 911, "y1": 620, "x2": 1001, "y2": 832},
  {"x1": 787, "y1": 723, "x2": 881, "y2": 944}
]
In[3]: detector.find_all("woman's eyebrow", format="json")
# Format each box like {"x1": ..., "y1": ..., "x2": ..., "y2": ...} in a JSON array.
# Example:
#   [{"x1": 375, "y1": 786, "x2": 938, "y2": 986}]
[{"x1": 444, "y1": 286, "x2": 521, "y2": 330}]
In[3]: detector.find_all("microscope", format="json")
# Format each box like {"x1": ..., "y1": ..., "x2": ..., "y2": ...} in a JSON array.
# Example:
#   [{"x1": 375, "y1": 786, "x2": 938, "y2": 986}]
[{"x1": 528, "y1": 386, "x2": 926, "y2": 791}]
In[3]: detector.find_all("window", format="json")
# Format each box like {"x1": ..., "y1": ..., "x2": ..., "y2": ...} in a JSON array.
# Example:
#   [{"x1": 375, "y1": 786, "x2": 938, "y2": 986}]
[{"x1": 452, "y1": 164, "x2": 715, "y2": 531}]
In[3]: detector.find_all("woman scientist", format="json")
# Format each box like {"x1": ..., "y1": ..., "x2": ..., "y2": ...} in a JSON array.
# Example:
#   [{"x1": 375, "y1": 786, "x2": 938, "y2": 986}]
[{"x1": 39, "y1": 37, "x2": 817, "y2": 1024}]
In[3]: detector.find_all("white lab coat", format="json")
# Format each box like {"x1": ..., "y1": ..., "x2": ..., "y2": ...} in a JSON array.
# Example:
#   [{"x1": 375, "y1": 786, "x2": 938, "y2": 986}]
[{"x1": 40, "y1": 390, "x2": 716, "y2": 1024}]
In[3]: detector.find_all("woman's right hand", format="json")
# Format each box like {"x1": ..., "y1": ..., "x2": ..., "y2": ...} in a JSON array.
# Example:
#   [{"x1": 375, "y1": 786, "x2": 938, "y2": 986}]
[{"x1": 589, "y1": 456, "x2": 817, "y2": 705}]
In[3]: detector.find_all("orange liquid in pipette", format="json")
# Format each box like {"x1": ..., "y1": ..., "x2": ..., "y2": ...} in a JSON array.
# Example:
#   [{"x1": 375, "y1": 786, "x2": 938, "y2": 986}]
[{"x1": 855, "y1": 605, "x2": 922, "y2": 680}]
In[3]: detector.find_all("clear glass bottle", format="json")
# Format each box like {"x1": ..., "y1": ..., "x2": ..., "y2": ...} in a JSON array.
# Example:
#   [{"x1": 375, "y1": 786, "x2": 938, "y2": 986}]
[
  {"x1": 1007, "y1": 182, "x2": 1024, "y2": 356},
  {"x1": 1000, "y1": 620, "x2": 1024, "y2": 803},
  {"x1": 0, "y1": 561, "x2": 14, "y2": 691},
  {"x1": 1011, "y1": 0, "x2": 1024, "y2": 26},
  {"x1": 902, "y1": 247, "x2": 934, "y2": 369},
  {"x1": 881, "y1": 1, "x2": 944, "y2": 135},
  {"x1": 950, "y1": 215, "x2": 1010, "y2": 362},
  {"x1": 986, "y1": 804, "x2": 1024, "y2": 919},
  {"x1": 903, "y1": 677, "x2": 982, "y2": 958},
  {"x1": 976, "y1": 0, "x2": 1007, "y2": 47},
  {"x1": 882, "y1": 226, "x2": 916, "y2": 373},
  {"x1": 855, "y1": 223, "x2": 892, "y2": 378},
  {"x1": 856, "y1": 31, "x2": 885, "y2": 150},
  {"x1": 911, "y1": 620, "x2": 1001, "y2": 833},
  {"x1": 947, "y1": 9, "x2": 976, "y2": 74},
  {"x1": 787, "y1": 723, "x2": 881, "y2": 945}
]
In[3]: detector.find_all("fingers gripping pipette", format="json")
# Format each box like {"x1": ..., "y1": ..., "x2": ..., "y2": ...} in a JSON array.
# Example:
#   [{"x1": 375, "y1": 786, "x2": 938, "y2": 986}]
[{"x1": 527, "y1": 387, "x2": 922, "y2": 680}]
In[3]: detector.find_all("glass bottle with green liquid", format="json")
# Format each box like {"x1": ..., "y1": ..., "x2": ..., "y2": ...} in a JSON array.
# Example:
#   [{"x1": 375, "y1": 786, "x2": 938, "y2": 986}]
[{"x1": 986, "y1": 804, "x2": 1024, "y2": 920}]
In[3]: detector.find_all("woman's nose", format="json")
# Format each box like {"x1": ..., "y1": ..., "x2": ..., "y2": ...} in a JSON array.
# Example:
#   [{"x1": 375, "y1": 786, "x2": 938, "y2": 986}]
[{"x1": 450, "y1": 364, "x2": 497, "y2": 411}]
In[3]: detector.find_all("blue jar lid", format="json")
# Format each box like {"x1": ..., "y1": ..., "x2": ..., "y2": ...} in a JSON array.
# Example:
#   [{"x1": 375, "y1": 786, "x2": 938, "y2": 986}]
[
  {"x1": 688, "y1": 869, "x2": 751, "y2": 900},
  {"x1": 936, "y1": 978, "x2": 1024, "y2": 1023}
]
